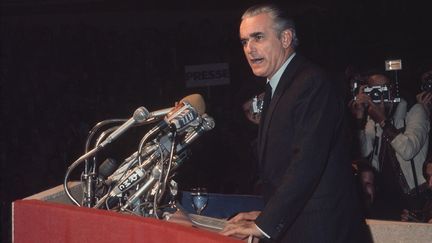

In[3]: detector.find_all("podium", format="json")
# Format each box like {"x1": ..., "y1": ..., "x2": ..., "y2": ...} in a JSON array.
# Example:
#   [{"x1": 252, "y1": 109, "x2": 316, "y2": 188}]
[
  {"x1": 12, "y1": 183, "x2": 242, "y2": 243},
  {"x1": 12, "y1": 183, "x2": 432, "y2": 243}
]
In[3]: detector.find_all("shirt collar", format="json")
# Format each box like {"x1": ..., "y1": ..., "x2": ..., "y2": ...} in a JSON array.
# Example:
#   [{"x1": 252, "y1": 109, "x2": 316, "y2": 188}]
[{"x1": 267, "y1": 52, "x2": 296, "y2": 97}]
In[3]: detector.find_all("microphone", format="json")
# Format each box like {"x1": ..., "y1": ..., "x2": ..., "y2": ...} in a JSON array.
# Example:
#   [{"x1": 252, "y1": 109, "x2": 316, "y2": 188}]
[
  {"x1": 105, "y1": 143, "x2": 159, "y2": 186},
  {"x1": 177, "y1": 93, "x2": 206, "y2": 116},
  {"x1": 118, "y1": 116, "x2": 215, "y2": 211},
  {"x1": 149, "y1": 94, "x2": 206, "y2": 119},
  {"x1": 146, "y1": 94, "x2": 206, "y2": 137},
  {"x1": 159, "y1": 114, "x2": 215, "y2": 155},
  {"x1": 120, "y1": 163, "x2": 163, "y2": 211},
  {"x1": 99, "y1": 94, "x2": 205, "y2": 149},
  {"x1": 104, "y1": 143, "x2": 169, "y2": 198},
  {"x1": 98, "y1": 158, "x2": 118, "y2": 182},
  {"x1": 101, "y1": 114, "x2": 215, "y2": 202},
  {"x1": 182, "y1": 114, "x2": 215, "y2": 146},
  {"x1": 99, "y1": 107, "x2": 150, "y2": 148},
  {"x1": 109, "y1": 114, "x2": 214, "y2": 180},
  {"x1": 94, "y1": 158, "x2": 118, "y2": 199}
]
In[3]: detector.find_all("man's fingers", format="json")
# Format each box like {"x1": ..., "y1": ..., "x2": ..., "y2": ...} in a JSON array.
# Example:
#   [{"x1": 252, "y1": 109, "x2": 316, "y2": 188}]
[
  {"x1": 220, "y1": 223, "x2": 248, "y2": 239},
  {"x1": 227, "y1": 214, "x2": 244, "y2": 223},
  {"x1": 228, "y1": 211, "x2": 260, "y2": 223},
  {"x1": 221, "y1": 221, "x2": 258, "y2": 240}
]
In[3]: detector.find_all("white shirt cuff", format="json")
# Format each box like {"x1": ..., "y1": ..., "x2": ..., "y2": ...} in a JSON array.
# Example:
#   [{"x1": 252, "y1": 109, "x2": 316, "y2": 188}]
[{"x1": 255, "y1": 224, "x2": 270, "y2": 238}]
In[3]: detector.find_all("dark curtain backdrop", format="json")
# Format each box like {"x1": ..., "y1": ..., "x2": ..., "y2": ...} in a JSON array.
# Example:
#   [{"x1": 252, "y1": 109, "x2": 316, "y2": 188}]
[{"x1": 1, "y1": 1, "x2": 432, "y2": 242}]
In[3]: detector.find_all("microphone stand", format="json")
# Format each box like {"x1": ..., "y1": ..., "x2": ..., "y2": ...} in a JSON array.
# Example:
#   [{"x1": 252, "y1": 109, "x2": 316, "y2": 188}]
[
  {"x1": 83, "y1": 119, "x2": 126, "y2": 207},
  {"x1": 153, "y1": 130, "x2": 177, "y2": 218},
  {"x1": 81, "y1": 111, "x2": 160, "y2": 207},
  {"x1": 66, "y1": 116, "x2": 147, "y2": 207},
  {"x1": 120, "y1": 130, "x2": 177, "y2": 216},
  {"x1": 92, "y1": 131, "x2": 165, "y2": 210},
  {"x1": 84, "y1": 125, "x2": 123, "y2": 207},
  {"x1": 65, "y1": 124, "x2": 129, "y2": 207},
  {"x1": 64, "y1": 146, "x2": 101, "y2": 206}
]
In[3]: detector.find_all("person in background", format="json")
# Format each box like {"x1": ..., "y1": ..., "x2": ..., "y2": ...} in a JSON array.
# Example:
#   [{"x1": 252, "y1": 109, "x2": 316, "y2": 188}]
[
  {"x1": 418, "y1": 66, "x2": 432, "y2": 153},
  {"x1": 401, "y1": 159, "x2": 432, "y2": 223},
  {"x1": 418, "y1": 66, "x2": 432, "y2": 117},
  {"x1": 221, "y1": 4, "x2": 368, "y2": 242},
  {"x1": 399, "y1": 66, "x2": 432, "y2": 223},
  {"x1": 350, "y1": 70, "x2": 430, "y2": 219}
]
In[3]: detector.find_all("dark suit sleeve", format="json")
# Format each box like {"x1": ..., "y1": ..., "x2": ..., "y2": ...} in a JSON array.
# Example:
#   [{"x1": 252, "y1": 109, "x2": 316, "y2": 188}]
[{"x1": 255, "y1": 69, "x2": 343, "y2": 239}]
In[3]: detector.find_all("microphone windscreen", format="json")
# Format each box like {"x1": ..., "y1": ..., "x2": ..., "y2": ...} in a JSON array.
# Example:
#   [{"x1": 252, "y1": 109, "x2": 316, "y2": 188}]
[
  {"x1": 98, "y1": 158, "x2": 118, "y2": 179},
  {"x1": 180, "y1": 94, "x2": 206, "y2": 115}
]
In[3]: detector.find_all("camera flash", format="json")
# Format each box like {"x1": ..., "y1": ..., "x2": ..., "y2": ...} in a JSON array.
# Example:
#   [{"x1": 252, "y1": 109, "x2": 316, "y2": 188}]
[{"x1": 385, "y1": 59, "x2": 402, "y2": 71}]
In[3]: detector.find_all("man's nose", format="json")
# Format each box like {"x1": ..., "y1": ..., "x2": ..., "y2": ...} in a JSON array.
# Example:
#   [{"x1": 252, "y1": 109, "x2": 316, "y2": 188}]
[{"x1": 245, "y1": 41, "x2": 256, "y2": 53}]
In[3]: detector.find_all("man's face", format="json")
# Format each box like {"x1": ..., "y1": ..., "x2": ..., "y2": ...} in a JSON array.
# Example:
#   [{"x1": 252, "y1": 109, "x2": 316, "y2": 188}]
[
  {"x1": 239, "y1": 13, "x2": 293, "y2": 79},
  {"x1": 367, "y1": 74, "x2": 389, "y2": 87}
]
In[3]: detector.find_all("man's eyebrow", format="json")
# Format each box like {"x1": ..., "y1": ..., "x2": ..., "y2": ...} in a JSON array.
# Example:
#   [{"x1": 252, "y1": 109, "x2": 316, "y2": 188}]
[
  {"x1": 240, "y1": 31, "x2": 264, "y2": 39},
  {"x1": 240, "y1": 32, "x2": 264, "y2": 42},
  {"x1": 250, "y1": 32, "x2": 264, "y2": 38}
]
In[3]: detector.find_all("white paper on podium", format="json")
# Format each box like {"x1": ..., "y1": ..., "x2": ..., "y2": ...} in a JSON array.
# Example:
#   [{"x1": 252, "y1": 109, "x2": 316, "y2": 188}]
[{"x1": 188, "y1": 213, "x2": 227, "y2": 231}]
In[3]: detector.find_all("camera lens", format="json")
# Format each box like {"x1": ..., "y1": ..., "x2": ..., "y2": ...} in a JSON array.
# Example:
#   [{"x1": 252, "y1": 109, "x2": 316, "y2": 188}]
[
  {"x1": 421, "y1": 82, "x2": 432, "y2": 92},
  {"x1": 370, "y1": 88, "x2": 382, "y2": 102},
  {"x1": 422, "y1": 74, "x2": 432, "y2": 92}
]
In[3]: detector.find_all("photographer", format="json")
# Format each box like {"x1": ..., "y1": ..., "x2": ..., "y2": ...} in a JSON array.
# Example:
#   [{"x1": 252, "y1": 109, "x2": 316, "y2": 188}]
[
  {"x1": 419, "y1": 68, "x2": 432, "y2": 157},
  {"x1": 399, "y1": 67, "x2": 432, "y2": 223},
  {"x1": 418, "y1": 68, "x2": 432, "y2": 116},
  {"x1": 349, "y1": 70, "x2": 430, "y2": 220}
]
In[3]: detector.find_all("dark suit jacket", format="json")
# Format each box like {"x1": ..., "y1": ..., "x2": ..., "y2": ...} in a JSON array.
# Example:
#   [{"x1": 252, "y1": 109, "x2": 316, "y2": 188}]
[{"x1": 255, "y1": 54, "x2": 368, "y2": 242}]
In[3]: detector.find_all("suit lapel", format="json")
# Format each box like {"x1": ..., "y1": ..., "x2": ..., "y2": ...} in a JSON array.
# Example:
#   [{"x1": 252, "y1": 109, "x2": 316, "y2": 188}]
[{"x1": 258, "y1": 54, "x2": 306, "y2": 164}]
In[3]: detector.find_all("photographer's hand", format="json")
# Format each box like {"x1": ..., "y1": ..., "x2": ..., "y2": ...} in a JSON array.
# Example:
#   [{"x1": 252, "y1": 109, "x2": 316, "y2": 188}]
[
  {"x1": 243, "y1": 97, "x2": 261, "y2": 125},
  {"x1": 367, "y1": 100, "x2": 386, "y2": 124},
  {"x1": 416, "y1": 91, "x2": 432, "y2": 115},
  {"x1": 349, "y1": 92, "x2": 369, "y2": 119}
]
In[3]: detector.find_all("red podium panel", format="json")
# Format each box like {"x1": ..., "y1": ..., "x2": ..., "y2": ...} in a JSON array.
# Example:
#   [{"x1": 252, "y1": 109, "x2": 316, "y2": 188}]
[
  {"x1": 12, "y1": 200, "x2": 241, "y2": 243},
  {"x1": 12, "y1": 184, "x2": 432, "y2": 243}
]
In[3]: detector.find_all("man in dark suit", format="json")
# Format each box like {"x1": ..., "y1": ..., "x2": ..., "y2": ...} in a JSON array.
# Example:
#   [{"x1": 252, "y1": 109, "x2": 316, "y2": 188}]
[{"x1": 221, "y1": 4, "x2": 368, "y2": 242}]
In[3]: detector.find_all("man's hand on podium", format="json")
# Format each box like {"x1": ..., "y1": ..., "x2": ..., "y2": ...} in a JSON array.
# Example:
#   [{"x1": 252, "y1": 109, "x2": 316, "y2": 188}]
[{"x1": 220, "y1": 211, "x2": 263, "y2": 241}]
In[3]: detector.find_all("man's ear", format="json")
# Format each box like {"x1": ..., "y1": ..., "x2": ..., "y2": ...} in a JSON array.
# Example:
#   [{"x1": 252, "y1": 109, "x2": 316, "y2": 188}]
[{"x1": 281, "y1": 29, "x2": 293, "y2": 49}]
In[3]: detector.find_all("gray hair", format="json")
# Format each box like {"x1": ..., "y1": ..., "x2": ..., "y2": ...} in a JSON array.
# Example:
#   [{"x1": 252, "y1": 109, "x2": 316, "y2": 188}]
[{"x1": 241, "y1": 4, "x2": 299, "y2": 48}]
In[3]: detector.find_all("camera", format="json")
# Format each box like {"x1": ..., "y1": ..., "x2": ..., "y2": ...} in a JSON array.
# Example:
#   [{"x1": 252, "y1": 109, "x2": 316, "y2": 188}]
[
  {"x1": 364, "y1": 86, "x2": 391, "y2": 103},
  {"x1": 353, "y1": 84, "x2": 400, "y2": 103},
  {"x1": 351, "y1": 77, "x2": 364, "y2": 99},
  {"x1": 250, "y1": 95, "x2": 263, "y2": 114},
  {"x1": 385, "y1": 59, "x2": 402, "y2": 71},
  {"x1": 421, "y1": 74, "x2": 432, "y2": 92}
]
